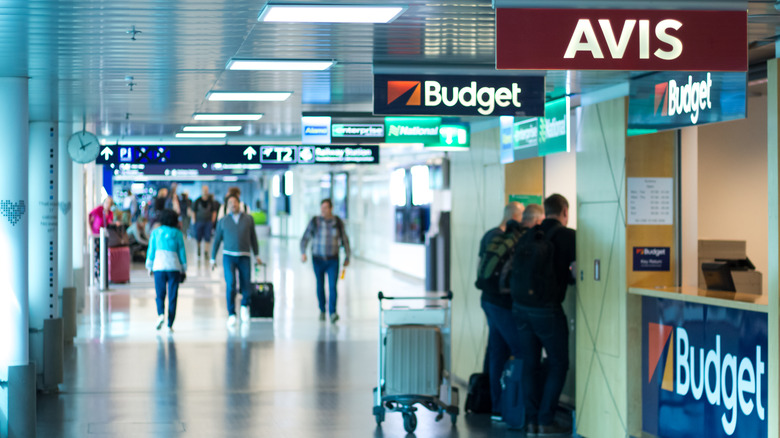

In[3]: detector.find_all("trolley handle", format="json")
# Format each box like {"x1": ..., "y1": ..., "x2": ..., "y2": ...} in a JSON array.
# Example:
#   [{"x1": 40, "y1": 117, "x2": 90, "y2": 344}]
[{"x1": 377, "y1": 291, "x2": 453, "y2": 301}]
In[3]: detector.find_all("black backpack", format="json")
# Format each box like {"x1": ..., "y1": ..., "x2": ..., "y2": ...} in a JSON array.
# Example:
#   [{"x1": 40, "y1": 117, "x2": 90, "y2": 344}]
[
  {"x1": 464, "y1": 372, "x2": 492, "y2": 414},
  {"x1": 510, "y1": 223, "x2": 562, "y2": 306},
  {"x1": 475, "y1": 223, "x2": 525, "y2": 294}
]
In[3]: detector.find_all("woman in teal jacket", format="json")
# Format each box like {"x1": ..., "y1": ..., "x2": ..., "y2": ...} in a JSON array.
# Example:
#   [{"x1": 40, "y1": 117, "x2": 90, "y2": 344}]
[{"x1": 146, "y1": 209, "x2": 187, "y2": 331}]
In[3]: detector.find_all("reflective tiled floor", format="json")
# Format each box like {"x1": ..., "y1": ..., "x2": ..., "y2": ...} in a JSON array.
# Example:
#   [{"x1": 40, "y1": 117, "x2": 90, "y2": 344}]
[{"x1": 37, "y1": 238, "x2": 564, "y2": 437}]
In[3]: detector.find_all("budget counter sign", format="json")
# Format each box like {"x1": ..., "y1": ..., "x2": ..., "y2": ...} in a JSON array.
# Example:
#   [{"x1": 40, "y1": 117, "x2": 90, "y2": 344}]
[
  {"x1": 373, "y1": 74, "x2": 545, "y2": 117},
  {"x1": 642, "y1": 296, "x2": 768, "y2": 438}
]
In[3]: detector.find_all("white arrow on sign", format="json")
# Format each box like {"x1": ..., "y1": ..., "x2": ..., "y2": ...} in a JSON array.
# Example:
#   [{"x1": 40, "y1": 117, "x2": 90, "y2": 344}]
[
  {"x1": 243, "y1": 146, "x2": 257, "y2": 160},
  {"x1": 101, "y1": 147, "x2": 114, "y2": 160}
]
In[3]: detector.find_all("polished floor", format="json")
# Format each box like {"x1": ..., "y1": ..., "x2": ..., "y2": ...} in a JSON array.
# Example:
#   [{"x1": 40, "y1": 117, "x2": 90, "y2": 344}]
[{"x1": 37, "y1": 237, "x2": 569, "y2": 437}]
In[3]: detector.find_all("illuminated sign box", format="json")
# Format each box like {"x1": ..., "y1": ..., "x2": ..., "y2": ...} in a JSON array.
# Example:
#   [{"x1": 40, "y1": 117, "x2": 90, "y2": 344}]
[
  {"x1": 331, "y1": 124, "x2": 384, "y2": 139},
  {"x1": 301, "y1": 116, "x2": 331, "y2": 144},
  {"x1": 627, "y1": 71, "x2": 747, "y2": 134},
  {"x1": 496, "y1": 9, "x2": 747, "y2": 72},
  {"x1": 374, "y1": 74, "x2": 545, "y2": 117},
  {"x1": 384, "y1": 117, "x2": 470, "y2": 148},
  {"x1": 506, "y1": 97, "x2": 570, "y2": 162}
]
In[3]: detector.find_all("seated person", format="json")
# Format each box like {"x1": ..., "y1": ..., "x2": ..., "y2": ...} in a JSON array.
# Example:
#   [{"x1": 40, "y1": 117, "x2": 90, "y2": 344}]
[{"x1": 128, "y1": 218, "x2": 149, "y2": 261}]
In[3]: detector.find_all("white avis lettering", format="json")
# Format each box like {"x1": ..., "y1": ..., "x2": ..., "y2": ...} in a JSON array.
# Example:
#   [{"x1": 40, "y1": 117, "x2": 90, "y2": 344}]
[
  {"x1": 424, "y1": 81, "x2": 523, "y2": 115},
  {"x1": 564, "y1": 18, "x2": 682, "y2": 61}
]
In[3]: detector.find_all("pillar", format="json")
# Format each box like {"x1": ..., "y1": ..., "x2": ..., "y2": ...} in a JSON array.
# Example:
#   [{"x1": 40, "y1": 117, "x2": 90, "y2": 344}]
[
  {"x1": 58, "y1": 123, "x2": 72, "y2": 290},
  {"x1": 767, "y1": 57, "x2": 780, "y2": 438}
]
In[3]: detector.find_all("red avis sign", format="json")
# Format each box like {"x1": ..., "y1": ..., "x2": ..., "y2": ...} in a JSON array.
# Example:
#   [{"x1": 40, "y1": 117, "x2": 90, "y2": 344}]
[{"x1": 496, "y1": 9, "x2": 747, "y2": 72}]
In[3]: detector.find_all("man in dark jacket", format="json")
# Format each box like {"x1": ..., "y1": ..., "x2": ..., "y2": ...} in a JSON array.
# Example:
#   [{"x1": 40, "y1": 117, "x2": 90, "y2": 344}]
[{"x1": 210, "y1": 195, "x2": 262, "y2": 328}]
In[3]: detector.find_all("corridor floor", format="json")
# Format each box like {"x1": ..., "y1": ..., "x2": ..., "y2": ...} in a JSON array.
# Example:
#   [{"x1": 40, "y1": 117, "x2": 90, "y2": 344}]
[{"x1": 37, "y1": 237, "x2": 559, "y2": 437}]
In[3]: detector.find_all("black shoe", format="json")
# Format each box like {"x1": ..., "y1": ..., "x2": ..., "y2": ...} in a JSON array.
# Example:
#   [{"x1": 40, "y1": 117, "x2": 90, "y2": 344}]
[
  {"x1": 537, "y1": 421, "x2": 572, "y2": 435},
  {"x1": 526, "y1": 422, "x2": 539, "y2": 434}
]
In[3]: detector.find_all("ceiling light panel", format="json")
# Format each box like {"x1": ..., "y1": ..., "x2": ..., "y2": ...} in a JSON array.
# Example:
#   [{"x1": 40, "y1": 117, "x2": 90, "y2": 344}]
[
  {"x1": 258, "y1": 5, "x2": 406, "y2": 23},
  {"x1": 207, "y1": 91, "x2": 293, "y2": 101},
  {"x1": 227, "y1": 59, "x2": 335, "y2": 71},
  {"x1": 182, "y1": 125, "x2": 243, "y2": 132},
  {"x1": 193, "y1": 114, "x2": 264, "y2": 121}
]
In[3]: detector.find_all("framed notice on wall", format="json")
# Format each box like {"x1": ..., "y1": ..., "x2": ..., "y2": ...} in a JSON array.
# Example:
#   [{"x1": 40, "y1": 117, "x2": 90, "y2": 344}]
[{"x1": 627, "y1": 178, "x2": 673, "y2": 225}]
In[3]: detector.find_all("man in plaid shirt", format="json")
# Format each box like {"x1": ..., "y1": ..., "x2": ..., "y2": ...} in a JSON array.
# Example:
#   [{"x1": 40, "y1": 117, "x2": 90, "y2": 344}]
[{"x1": 300, "y1": 198, "x2": 351, "y2": 323}]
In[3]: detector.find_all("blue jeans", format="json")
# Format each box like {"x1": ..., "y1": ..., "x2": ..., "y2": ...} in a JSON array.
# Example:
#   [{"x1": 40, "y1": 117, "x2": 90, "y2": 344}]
[
  {"x1": 313, "y1": 257, "x2": 339, "y2": 314},
  {"x1": 154, "y1": 271, "x2": 181, "y2": 327},
  {"x1": 512, "y1": 303, "x2": 569, "y2": 426},
  {"x1": 223, "y1": 255, "x2": 251, "y2": 316},
  {"x1": 481, "y1": 299, "x2": 524, "y2": 410}
]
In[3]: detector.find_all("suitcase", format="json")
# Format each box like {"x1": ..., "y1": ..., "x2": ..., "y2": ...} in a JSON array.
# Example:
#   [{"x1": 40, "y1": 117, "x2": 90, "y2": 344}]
[
  {"x1": 385, "y1": 325, "x2": 442, "y2": 396},
  {"x1": 249, "y1": 264, "x2": 274, "y2": 318},
  {"x1": 108, "y1": 246, "x2": 131, "y2": 283}
]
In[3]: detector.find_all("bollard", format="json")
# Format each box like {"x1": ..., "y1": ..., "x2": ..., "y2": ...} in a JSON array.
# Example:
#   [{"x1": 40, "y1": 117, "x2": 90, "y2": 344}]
[
  {"x1": 8, "y1": 363, "x2": 36, "y2": 438},
  {"x1": 43, "y1": 318, "x2": 64, "y2": 390},
  {"x1": 61, "y1": 287, "x2": 77, "y2": 343}
]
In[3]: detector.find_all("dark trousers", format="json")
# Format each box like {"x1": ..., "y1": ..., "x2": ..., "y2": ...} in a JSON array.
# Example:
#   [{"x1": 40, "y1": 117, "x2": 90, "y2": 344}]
[
  {"x1": 313, "y1": 257, "x2": 339, "y2": 314},
  {"x1": 481, "y1": 299, "x2": 524, "y2": 410},
  {"x1": 223, "y1": 254, "x2": 251, "y2": 316},
  {"x1": 154, "y1": 271, "x2": 181, "y2": 327},
  {"x1": 512, "y1": 303, "x2": 569, "y2": 426}
]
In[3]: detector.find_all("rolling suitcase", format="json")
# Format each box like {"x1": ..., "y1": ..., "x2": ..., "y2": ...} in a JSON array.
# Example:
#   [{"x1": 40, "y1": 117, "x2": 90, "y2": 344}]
[
  {"x1": 385, "y1": 325, "x2": 442, "y2": 396},
  {"x1": 249, "y1": 264, "x2": 274, "y2": 318},
  {"x1": 108, "y1": 246, "x2": 131, "y2": 283}
]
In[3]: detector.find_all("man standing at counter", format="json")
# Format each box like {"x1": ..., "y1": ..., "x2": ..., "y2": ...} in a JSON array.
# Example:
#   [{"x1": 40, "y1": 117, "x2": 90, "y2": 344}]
[{"x1": 510, "y1": 194, "x2": 576, "y2": 435}]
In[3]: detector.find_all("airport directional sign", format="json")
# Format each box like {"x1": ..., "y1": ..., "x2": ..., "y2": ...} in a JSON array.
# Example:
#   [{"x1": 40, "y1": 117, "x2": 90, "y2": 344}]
[{"x1": 96, "y1": 145, "x2": 380, "y2": 166}]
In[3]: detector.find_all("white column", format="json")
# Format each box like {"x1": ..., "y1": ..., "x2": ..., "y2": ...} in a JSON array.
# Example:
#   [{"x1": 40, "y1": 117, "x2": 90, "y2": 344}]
[
  {"x1": 58, "y1": 123, "x2": 73, "y2": 289},
  {"x1": 28, "y1": 121, "x2": 59, "y2": 383},
  {"x1": 0, "y1": 77, "x2": 30, "y2": 434}
]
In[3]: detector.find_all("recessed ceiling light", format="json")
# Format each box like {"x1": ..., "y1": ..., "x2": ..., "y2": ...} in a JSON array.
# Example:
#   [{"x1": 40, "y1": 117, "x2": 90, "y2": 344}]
[
  {"x1": 258, "y1": 4, "x2": 406, "y2": 23},
  {"x1": 175, "y1": 133, "x2": 227, "y2": 138},
  {"x1": 227, "y1": 59, "x2": 335, "y2": 71},
  {"x1": 193, "y1": 113, "x2": 264, "y2": 121},
  {"x1": 182, "y1": 126, "x2": 243, "y2": 132},
  {"x1": 207, "y1": 91, "x2": 292, "y2": 101}
]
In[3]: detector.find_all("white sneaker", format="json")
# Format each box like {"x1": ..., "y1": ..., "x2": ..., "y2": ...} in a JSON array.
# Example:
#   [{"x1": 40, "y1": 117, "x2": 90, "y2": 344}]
[
  {"x1": 156, "y1": 315, "x2": 165, "y2": 330},
  {"x1": 240, "y1": 305, "x2": 251, "y2": 322},
  {"x1": 226, "y1": 315, "x2": 237, "y2": 328}
]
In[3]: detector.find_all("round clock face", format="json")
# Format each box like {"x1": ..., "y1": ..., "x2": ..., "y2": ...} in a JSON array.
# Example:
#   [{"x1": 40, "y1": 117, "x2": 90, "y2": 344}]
[{"x1": 67, "y1": 131, "x2": 100, "y2": 164}]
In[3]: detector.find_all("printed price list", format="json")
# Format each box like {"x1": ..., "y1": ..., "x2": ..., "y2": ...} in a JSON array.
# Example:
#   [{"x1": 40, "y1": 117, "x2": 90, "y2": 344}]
[{"x1": 627, "y1": 178, "x2": 673, "y2": 225}]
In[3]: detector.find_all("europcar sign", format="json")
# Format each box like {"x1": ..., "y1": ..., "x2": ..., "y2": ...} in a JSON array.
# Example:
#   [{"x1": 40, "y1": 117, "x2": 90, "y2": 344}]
[
  {"x1": 643, "y1": 297, "x2": 767, "y2": 438},
  {"x1": 374, "y1": 74, "x2": 545, "y2": 117},
  {"x1": 496, "y1": 9, "x2": 747, "y2": 71}
]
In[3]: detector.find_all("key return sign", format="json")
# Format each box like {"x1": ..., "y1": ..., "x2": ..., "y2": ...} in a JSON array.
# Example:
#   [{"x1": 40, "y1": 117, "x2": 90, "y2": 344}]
[{"x1": 496, "y1": 9, "x2": 747, "y2": 72}]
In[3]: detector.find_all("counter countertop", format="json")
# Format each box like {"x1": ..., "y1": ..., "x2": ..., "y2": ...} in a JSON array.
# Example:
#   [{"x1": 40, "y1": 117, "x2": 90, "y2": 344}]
[{"x1": 628, "y1": 285, "x2": 768, "y2": 313}]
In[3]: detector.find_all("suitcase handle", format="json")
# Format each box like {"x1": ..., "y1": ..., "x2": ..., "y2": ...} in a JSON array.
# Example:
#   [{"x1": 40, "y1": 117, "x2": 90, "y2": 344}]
[
  {"x1": 254, "y1": 262, "x2": 267, "y2": 282},
  {"x1": 378, "y1": 291, "x2": 453, "y2": 301}
]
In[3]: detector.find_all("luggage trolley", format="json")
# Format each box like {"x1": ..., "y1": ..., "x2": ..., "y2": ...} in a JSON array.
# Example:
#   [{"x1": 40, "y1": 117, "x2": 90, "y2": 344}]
[{"x1": 373, "y1": 291, "x2": 459, "y2": 433}]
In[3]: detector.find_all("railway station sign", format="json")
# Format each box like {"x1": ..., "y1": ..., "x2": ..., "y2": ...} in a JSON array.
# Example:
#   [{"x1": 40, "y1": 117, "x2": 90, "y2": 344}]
[
  {"x1": 496, "y1": 9, "x2": 747, "y2": 72},
  {"x1": 374, "y1": 74, "x2": 545, "y2": 117}
]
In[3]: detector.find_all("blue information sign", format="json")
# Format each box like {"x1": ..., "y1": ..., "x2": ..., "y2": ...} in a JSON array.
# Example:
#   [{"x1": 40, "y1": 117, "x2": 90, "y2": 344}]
[
  {"x1": 633, "y1": 247, "x2": 670, "y2": 272},
  {"x1": 642, "y1": 297, "x2": 768, "y2": 438}
]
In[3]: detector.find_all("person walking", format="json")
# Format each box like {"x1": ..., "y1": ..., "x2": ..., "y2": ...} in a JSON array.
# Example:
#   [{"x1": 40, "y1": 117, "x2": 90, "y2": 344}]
[
  {"x1": 300, "y1": 198, "x2": 351, "y2": 323},
  {"x1": 210, "y1": 195, "x2": 262, "y2": 328},
  {"x1": 146, "y1": 209, "x2": 187, "y2": 332},
  {"x1": 193, "y1": 185, "x2": 217, "y2": 259}
]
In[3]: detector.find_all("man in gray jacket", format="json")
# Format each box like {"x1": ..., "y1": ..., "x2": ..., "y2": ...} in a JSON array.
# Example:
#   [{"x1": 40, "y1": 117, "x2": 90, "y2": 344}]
[{"x1": 210, "y1": 195, "x2": 262, "y2": 327}]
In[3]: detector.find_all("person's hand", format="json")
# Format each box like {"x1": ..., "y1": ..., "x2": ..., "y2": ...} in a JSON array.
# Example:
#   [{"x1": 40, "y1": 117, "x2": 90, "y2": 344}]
[
  {"x1": 180, "y1": 272, "x2": 187, "y2": 283},
  {"x1": 209, "y1": 259, "x2": 216, "y2": 271},
  {"x1": 343, "y1": 259, "x2": 350, "y2": 267},
  {"x1": 301, "y1": 254, "x2": 307, "y2": 263},
  {"x1": 148, "y1": 269, "x2": 153, "y2": 277},
  {"x1": 255, "y1": 257, "x2": 263, "y2": 266}
]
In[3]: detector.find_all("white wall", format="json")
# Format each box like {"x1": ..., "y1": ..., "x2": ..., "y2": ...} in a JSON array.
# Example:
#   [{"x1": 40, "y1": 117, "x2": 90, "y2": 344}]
[
  {"x1": 545, "y1": 149, "x2": 577, "y2": 229},
  {"x1": 698, "y1": 94, "x2": 768, "y2": 292}
]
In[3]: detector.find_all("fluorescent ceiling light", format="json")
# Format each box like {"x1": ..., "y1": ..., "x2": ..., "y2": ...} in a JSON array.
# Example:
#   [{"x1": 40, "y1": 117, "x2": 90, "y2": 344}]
[
  {"x1": 227, "y1": 59, "x2": 335, "y2": 71},
  {"x1": 175, "y1": 133, "x2": 227, "y2": 138},
  {"x1": 258, "y1": 4, "x2": 406, "y2": 23},
  {"x1": 193, "y1": 113, "x2": 263, "y2": 121},
  {"x1": 182, "y1": 125, "x2": 243, "y2": 132},
  {"x1": 207, "y1": 91, "x2": 292, "y2": 101}
]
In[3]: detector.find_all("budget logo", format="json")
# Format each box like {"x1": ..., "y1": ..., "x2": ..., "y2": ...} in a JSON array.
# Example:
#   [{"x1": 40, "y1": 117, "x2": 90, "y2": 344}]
[
  {"x1": 654, "y1": 82, "x2": 669, "y2": 116},
  {"x1": 387, "y1": 81, "x2": 421, "y2": 106},
  {"x1": 647, "y1": 323, "x2": 766, "y2": 436},
  {"x1": 653, "y1": 72, "x2": 713, "y2": 124}
]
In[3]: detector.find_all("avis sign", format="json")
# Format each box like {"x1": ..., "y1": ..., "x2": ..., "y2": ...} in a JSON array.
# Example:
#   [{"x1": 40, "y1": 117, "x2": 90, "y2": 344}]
[
  {"x1": 643, "y1": 297, "x2": 767, "y2": 438},
  {"x1": 496, "y1": 9, "x2": 747, "y2": 71},
  {"x1": 373, "y1": 74, "x2": 544, "y2": 117}
]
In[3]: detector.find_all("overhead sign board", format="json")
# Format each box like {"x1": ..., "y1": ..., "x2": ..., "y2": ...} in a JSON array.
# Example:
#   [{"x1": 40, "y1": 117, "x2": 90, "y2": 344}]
[
  {"x1": 628, "y1": 71, "x2": 747, "y2": 133},
  {"x1": 301, "y1": 116, "x2": 331, "y2": 144},
  {"x1": 642, "y1": 296, "x2": 768, "y2": 438},
  {"x1": 384, "y1": 117, "x2": 470, "y2": 148},
  {"x1": 496, "y1": 9, "x2": 747, "y2": 72},
  {"x1": 331, "y1": 124, "x2": 385, "y2": 139},
  {"x1": 97, "y1": 145, "x2": 379, "y2": 166},
  {"x1": 502, "y1": 97, "x2": 570, "y2": 163},
  {"x1": 374, "y1": 74, "x2": 545, "y2": 117}
]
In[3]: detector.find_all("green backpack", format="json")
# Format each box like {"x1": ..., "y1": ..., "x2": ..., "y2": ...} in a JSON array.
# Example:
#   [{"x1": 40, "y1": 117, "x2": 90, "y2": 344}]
[{"x1": 475, "y1": 223, "x2": 526, "y2": 294}]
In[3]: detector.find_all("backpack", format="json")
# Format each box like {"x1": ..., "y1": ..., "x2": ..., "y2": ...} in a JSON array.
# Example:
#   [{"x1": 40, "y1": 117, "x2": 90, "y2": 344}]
[
  {"x1": 510, "y1": 223, "x2": 562, "y2": 307},
  {"x1": 475, "y1": 223, "x2": 525, "y2": 294},
  {"x1": 464, "y1": 372, "x2": 492, "y2": 414}
]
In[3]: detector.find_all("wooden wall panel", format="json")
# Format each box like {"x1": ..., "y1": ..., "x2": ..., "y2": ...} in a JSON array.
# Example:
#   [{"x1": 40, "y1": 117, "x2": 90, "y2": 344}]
[{"x1": 504, "y1": 156, "x2": 544, "y2": 200}]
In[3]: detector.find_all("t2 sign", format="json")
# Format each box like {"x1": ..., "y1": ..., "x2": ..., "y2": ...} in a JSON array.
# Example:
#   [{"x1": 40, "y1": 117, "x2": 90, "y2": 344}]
[{"x1": 496, "y1": 9, "x2": 747, "y2": 72}]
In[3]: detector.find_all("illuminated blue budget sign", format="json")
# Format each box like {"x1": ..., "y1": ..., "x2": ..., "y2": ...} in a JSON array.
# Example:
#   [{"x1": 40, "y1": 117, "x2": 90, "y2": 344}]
[{"x1": 642, "y1": 297, "x2": 767, "y2": 438}]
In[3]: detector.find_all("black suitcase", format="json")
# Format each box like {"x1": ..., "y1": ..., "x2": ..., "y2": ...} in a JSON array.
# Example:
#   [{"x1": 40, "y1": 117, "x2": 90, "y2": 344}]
[{"x1": 249, "y1": 264, "x2": 274, "y2": 318}]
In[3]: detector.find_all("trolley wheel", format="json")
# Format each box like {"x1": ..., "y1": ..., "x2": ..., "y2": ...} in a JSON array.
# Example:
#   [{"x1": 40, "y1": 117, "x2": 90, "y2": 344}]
[
  {"x1": 373, "y1": 406, "x2": 385, "y2": 425},
  {"x1": 403, "y1": 412, "x2": 417, "y2": 433}
]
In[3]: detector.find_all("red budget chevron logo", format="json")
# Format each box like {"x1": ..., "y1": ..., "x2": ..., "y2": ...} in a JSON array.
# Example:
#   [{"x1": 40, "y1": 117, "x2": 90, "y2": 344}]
[
  {"x1": 648, "y1": 322, "x2": 675, "y2": 391},
  {"x1": 654, "y1": 82, "x2": 669, "y2": 116},
  {"x1": 387, "y1": 81, "x2": 421, "y2": 106}
]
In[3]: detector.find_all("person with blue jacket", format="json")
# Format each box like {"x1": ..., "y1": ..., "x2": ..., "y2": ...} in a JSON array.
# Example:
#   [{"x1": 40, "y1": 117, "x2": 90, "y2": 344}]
[{"x1": 146, "y1": 209, "x2": 187, "y2": 332}]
